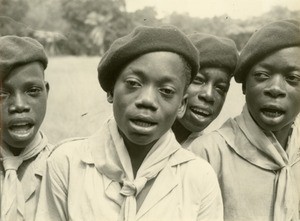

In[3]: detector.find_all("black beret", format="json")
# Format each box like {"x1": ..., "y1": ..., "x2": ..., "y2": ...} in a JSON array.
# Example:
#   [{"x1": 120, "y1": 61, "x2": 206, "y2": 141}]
[
  {"x1": 97, "y1": 25, "x2": 200, "y2": 92},
  {"x1": 0, "y1": 35, "x2": 48, "y2": 81},
  {"x1": 189, "y1": 33, "x2": 238, "y2": 75},
  {"x1": 234, "y1": 19, "x2": 300, "y2": 83}
]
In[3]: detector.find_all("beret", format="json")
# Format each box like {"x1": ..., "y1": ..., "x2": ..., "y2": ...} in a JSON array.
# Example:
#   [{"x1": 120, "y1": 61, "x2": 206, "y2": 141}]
[
  {"x1": 234, "y1": 19, "x2": 300, "y2": 83},
  {"x1": 97, "y1": 25, "x2": 200, "y2": 92},
  {"x1": 189, "y1": 33, "x2": 238, "y2": 74},
  {"x1": 0, "y1": 35, "x2": 48, "y2": 81}
]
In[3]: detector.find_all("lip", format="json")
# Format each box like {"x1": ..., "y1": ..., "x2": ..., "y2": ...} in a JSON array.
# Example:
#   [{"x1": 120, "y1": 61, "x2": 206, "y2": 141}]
[
  {"x1": 7, "y1": 117, "x2": 35, "y2": 141},
  {"x1": 260, "y1": 104, "x2": 285, "y2": 118},
  {"x1": 129, "y1": 115, "x2": 158, "y2": 134},
  {"x1": 190, "y1": 106, "x2": 212, "y2": 117},
  {"x1": 8, "y1": 117, "x2": 34, "y2": 128}
]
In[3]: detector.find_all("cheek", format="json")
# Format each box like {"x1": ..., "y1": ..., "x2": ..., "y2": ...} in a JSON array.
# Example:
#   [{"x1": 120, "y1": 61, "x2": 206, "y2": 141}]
[
  {"x1": 214, "y1": 96, "x2": 226, "y2": 113},
  {"x1": 186, "y1": 85, "x2": 199, "y2": 98},
  {"x1": 32, "y1": 97, "x2": 48, "y2": 117}
]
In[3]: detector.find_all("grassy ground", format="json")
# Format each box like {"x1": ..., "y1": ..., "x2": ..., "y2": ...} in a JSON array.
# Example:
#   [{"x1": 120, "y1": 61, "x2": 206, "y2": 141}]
[{"x1": 41, "y1": 56, "x2": 245, "y2": 144}]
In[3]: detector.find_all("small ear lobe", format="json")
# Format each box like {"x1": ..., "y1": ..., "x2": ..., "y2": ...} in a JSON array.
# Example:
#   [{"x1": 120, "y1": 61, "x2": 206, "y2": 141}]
[
  {"x1": 242, "y1": 83, "x2": 246, "y2": 95},
  {"x1": 107, "y1": 92, "x2": 113, "y2": 103},
  {"x1": 177, "y1": 94, "x2": 188, "y2": 118},
  {"x1": 45, "y1": 81, "x2": 50, "y2": 94}
]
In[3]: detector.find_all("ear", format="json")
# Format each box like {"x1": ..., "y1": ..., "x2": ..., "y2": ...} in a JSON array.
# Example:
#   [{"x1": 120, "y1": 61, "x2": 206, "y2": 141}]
[
  {"x1": 107, "y1": 91, "x2": 113, "y2": 103},
  {"x1": 45, "y1": 81, "x2": 50, "y2": 94},
  {"x1": 177, "y1": 93, "x2": 188, "y2": 119},
  {"x1": 242, "y1": 82, "x2": 246, "y2": 95}
]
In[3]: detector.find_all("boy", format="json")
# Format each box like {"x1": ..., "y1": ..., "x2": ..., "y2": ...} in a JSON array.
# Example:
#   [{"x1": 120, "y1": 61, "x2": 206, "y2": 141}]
[
  {"x1": 172, "y1": 33, "x2": 238, "y2": 148},
  {"x1": 190, "y1": 19, "x2": 300, "y2": 221},
  {"x1": 36, "y1": 25, "x2": 223, "y2": 221},
  {"x1": 0, "y1": 36, "x2": 51, "y2": 221}
]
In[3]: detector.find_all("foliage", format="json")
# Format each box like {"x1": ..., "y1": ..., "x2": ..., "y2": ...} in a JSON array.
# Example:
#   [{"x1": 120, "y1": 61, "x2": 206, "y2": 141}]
[
  {"x1": 0, "y1": 0, "x2": 29, "y2": 21},
  {"x1": 1, "y1": 0, "x2": 299, "y2": 54},
  {"x1": 58, "y1": 0, "x2": 132, "y2": 55}
]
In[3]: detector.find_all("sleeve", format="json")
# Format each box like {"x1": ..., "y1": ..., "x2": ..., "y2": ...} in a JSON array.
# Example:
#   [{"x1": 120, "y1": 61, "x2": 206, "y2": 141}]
[
  {"x1": 188, "y1": 132, "x2": 223, "y2": 176},
  {"x1": 196, "y1": 162, "x2": 223, "y2": 221},
  {"x1": 35, "y1": 152, "x2": 69, "y2": 221}
]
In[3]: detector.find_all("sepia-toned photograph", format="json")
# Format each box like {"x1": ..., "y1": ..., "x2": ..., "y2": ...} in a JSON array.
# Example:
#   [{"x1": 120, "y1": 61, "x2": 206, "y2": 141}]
[{"x1": 0, "y1": 0, "x2": 299, "y2": 220}]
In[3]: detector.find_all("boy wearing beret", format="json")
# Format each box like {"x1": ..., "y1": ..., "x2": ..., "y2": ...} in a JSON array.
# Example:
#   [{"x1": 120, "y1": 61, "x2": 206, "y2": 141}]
[
  {"x1": 0, "y1": 36, "x2": 51, "y2": 221},
  {"x1": 172, "y1": 33, "x2": 239, "y2": 148},
  {"x1": 36, "y1": 26, "x2": 223, "y2": 221},
  {"x1": 190, "y1": 19, "x2": 300, "y2": 221}
]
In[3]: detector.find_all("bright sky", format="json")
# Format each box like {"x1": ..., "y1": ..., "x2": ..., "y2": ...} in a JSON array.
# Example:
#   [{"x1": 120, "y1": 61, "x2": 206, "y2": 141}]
[{"x1": 125, "y1": 0, "x2": 300, "y2": 19}]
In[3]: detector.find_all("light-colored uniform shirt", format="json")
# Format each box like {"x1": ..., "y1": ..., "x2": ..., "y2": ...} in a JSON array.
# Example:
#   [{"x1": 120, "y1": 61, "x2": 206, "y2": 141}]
[
  {"x1": 190, "y1": 107, "x2": 300, "y2": 221},
  {"x1": 36, "y1": 119, "x2": 223, "y2": 221},
  {"x1": 181, "y1": 131, "x2": 203, "y2": 149},
  {"x1": 0, "y1": 132, "x2": 52, "y2": 221}
]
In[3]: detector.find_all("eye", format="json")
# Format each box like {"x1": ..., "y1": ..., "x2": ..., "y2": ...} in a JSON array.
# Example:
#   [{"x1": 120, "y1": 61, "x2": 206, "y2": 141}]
[
  {"x1": 0, "y1": 90, "x2": 9, "y2": 100},
  {"x1": 26, "y1": 86, "x2": 43, "y2": 96},
  {"x1": 216, "y1": 84, "x2": 229, "y2": 96},
  {"x1": 125, "y1": 79, "x2": 141, "y2": 88},
  {"x1": 159, "y1": 87, "x2": 175, "y2": 97},
  {"x1": 253, "y1": 71, "x2": 269, "y2": 81},
  {"x1": 286, "y1": 73, "x2": 300, "y2": 84},
  {"x1": 192, "y1": 76, "x2": 205, "y2": 85}
]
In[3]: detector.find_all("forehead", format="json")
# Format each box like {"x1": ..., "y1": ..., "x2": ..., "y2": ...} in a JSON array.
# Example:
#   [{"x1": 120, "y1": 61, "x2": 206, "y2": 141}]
[{"x1": 119, "y1": 51, "x2": 186, "y2": 81}]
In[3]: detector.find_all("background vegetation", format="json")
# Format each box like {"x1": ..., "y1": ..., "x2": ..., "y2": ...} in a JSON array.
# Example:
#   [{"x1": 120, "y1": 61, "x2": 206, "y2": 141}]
[
  {"x1": 1, "y1": 0, "x2": 300, "y2": 55},
  {"x1": 0, "y1": 0, "x2": 299, "y2": 143}
]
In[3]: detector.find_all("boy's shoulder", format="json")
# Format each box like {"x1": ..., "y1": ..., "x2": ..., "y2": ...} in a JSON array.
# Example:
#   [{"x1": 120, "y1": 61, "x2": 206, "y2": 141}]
[
  {"x1": 171, "y1": 147, "x2": 216, "y2": 176},
  {"x1": 171, "y1": 148, "x2": 219, "y2": 193},
  {"x1": 49, "y1": 136, "x2": 89, "y2": 160},
  {"x1": 189, "y1": 130, "x2": 226, "y2": 153}
]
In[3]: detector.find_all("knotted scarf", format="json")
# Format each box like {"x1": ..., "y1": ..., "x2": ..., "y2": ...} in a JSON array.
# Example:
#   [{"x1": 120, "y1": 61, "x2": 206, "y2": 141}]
[
  {"x1": 0, "y1": 131, "x2": 47, "y2": 221},
  {"x1": 91, "y1": 119, "x2": 181, "y2": 221},
  {"x1": 219, "y1": 106, "x2": 299, "y2": 221}
]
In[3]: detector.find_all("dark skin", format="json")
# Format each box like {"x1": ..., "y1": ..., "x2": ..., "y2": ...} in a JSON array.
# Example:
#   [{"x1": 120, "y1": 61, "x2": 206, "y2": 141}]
[
  {"x1": 171, "y1": 120, "x2": 191, "y2": 144},
  {"x1": 272, "y1": 125, "x2": 292, "y2": 150},
  {"x1": 121, "y1": 129, "x2": 157, "y2": 177},
  {"x1": 109, "y1": 52, "x2": 188, "y2": 178},
  {"x1": 243, "y1": 47, "x2": 300, "y2": 150},
  {"x1": 1, "y1": 62, "x2": 49, "y2": 156}
]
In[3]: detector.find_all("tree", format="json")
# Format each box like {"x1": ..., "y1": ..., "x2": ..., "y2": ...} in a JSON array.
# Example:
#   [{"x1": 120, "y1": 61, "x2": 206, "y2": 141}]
[
  {"x1": 60, "y1": 0, "x2": 132, "y2": 55},
  {"x1": 129, "y1": 7, "x2": 159, "y2": 26},
  {"x1": 0, "y1": 0, "x2": 29, "y2": 21}
]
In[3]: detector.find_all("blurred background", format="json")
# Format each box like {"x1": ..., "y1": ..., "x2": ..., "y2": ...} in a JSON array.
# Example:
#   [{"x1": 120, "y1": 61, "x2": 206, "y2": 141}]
[{"x1": 1, "y1": 0, "x2": 299, "y2": 144}]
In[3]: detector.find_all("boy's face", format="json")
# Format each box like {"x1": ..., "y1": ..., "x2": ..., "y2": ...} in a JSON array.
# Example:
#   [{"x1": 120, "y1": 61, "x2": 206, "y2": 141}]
[
  {"x1": 1, "y1": 62, "x2": 49, "y2": 149},
  {"x1": 108, "y1": 52, "x2": 187, "y2": 146},
  {"x1": 178, "y1": 67, "x2": 230, "y2": 132},
  {"x1": 245, "y1": 47, "x2": 300, "y2": 132}
]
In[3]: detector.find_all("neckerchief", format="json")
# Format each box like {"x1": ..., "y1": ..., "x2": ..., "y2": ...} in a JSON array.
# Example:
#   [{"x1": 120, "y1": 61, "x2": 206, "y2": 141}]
[
  {"x1": 0, "y1": 131, "x2": 48, "y2": 221},
  {"x1": 218, "y1": 106, "x2": 299, "y2": 221},
  {"x1": 91, "y1": 119, "x2": 181, "y2": 221}
]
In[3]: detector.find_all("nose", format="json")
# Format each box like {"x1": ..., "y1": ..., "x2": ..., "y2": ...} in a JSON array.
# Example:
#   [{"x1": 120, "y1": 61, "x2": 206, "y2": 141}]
[
  {"x1": 198, "y1": 83, "x2": 214, "y2": 104},
  {"x1": 263, "y1": 75, "x2": 286, "y2": 98},
  {"x1": 135, "y1": 86, "x2": 158, "y2": 111},
  {"x1": 8, "y1": 93, "x2": 30, "y2": 113}
]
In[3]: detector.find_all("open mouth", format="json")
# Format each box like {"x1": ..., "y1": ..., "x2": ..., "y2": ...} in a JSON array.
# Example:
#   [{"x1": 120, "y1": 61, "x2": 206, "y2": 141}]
[
  {"x1": 190, "y1": 107, "x2": 211, "y2": 117},
  {"x1": 261, "y1": 108, "x2": 285, "y2": 118},
  {"x1": 131, "y1": 119, "x2": 157, "y2": 128},
  {"x1": 8, "y1": 122, "x2": 34, "y2": 138}
]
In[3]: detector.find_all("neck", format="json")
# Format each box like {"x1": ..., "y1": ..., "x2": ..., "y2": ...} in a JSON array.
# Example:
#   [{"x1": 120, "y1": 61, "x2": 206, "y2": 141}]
[
  {"x1": 122, "y1": 135, "x2": 157, "y2": 178},
  {"x1": 272, "y1": 124, "x2": 293, "y2": 150},
  {"x1": 172, "y1": 120, "x2": 192, "y2": 144},
  {"x1": 1, "y1": 132, "x2": 42, "y2": 157},
  {"x1": 9, "y1": 147, "x2": 24, "y2": 156}
]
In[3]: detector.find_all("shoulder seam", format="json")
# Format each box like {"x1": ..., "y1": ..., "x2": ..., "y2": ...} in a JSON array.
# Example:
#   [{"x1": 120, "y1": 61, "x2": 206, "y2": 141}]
[{"x1": 50, "y1": 137, "x2": 88, "y2": 155}]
